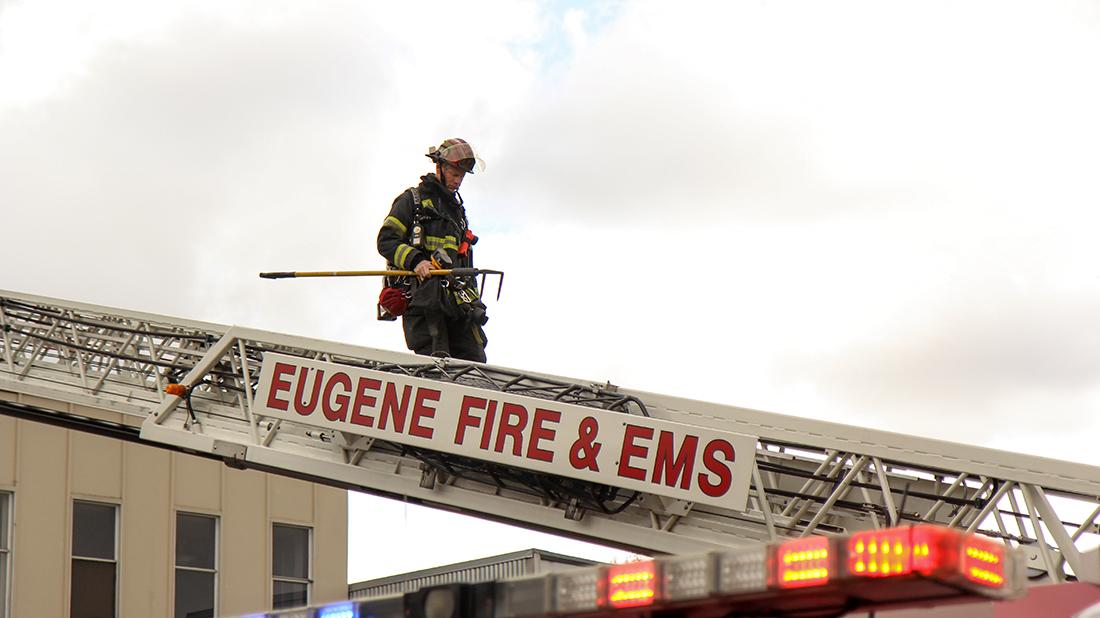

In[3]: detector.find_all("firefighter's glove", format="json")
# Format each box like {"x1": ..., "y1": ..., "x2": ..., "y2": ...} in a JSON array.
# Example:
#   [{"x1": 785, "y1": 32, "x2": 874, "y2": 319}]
[
  {"x1": 378, "y1": 287, "x2": 408, "y2": 317},
  {"x1": 413, "y1": 260, "x2": 433, "y2": 281}
]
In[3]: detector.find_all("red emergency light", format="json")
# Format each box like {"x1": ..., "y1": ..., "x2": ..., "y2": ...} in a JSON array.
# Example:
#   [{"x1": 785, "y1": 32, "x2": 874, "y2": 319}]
[
  {"x1": 606, "y1": 562, "x2": 657, "y2": 608},
  {"x1": 775, "y1": 535, "x2": 832, "y2": 589},
  {"x1": 847, "y1": 527, "x2": 915, "y2": 578},
  {"x1": 254, "y1": 524, "x2": 1023, "y2": 618}
]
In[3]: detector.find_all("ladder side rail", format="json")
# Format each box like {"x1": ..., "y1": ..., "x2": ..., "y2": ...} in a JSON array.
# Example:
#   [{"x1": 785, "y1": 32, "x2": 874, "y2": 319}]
[
  {"x1": 1, "y1": 331, "x2": 167, "y2": 412},
  {"x1": 7, "y1": 317, "x2": 198, "y2": 387},
  {"x1": 756, "y1": 449, "x2": 977, "y2": 528},
  {"x1": 752, "y1": 443, "x2": 1096, "y2": 557},
  {"x1": 631, "y1": 391, "x2": 1100, "y2": 497},
  {"x1": 0, "y1": 289, "x2": 232, "y2": 334}
]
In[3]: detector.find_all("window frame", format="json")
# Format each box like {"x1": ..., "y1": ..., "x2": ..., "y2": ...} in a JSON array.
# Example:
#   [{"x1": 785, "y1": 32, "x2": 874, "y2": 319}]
[
  {"x1": 0, "y1": 491, "x2": 11, "y2": 618},
  {"x1": 174, "y1": 511, "x2": 219, "y2": 618},
  {"x1": 271, "y1": 522, "x2": 312, "y2": 610},
  {"x1": 70, "y1": 499, "x2": 119, "y2": 618}
]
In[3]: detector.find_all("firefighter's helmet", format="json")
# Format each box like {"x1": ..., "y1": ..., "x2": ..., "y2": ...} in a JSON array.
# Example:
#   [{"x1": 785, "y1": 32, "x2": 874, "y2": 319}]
[{"x1": 427, "y1": 138, "x2": 485, "y2": 174}]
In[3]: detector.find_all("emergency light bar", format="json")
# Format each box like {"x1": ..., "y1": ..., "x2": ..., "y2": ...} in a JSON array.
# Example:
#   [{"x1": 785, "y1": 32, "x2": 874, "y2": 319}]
[{"x1": 246, "y1": 525, "x2": 1023, "y2": 618}]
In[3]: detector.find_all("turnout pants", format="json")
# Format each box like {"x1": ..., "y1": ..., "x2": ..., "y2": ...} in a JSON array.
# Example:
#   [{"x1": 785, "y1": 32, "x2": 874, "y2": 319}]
[{"x1": 402, "y1": 313, "x2": 487, "y2": 363}]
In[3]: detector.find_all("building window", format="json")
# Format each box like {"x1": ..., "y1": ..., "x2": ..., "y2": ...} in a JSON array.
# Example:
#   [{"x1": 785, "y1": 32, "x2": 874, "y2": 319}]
[
  {"x1": 1, "y1": 492, "x2": 10, "y2": 618},
  {"x1": 272, "y1": 524, "x2": 311, "y2": 609},
  {"x1": 71, "y1": 500, "x2": 117, "y2": 618},
  {"x1": 175, "y1": 513, "x2": 217, "y2": 618}
]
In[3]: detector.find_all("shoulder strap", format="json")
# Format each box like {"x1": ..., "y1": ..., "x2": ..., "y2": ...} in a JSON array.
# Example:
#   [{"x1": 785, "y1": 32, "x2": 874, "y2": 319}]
[
  {"x1": 406, "y1": 187, "x2": 425, "y2": 248},
  {"x1": 409, "y1": 185, "x2": 466, "y2": 235}
]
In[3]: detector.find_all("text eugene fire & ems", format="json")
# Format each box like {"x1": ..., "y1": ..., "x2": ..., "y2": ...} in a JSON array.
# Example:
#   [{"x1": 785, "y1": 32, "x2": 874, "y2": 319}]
[{"x1": 255, "y1": 353, "x2": 757, "y2": 509}]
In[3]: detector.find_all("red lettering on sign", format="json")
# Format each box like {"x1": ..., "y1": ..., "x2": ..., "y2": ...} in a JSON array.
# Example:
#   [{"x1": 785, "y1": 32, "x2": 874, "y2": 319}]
[
  {"x1": 349, "y1": 377, "x2": 380, "y2": 428},
  {"x1": 322, "y1": 372, "x2": 352, "y2": 422},
  {"x1": 410, "y1": 388, "x2": 439, "y2": 439},
  {"x1": 526, "y1": 408, "x2": 560, "y2": 462},
  {"x1": 267, "y1": 362, "x2": 295, "y2": 411},
  {"x1": 618, "y1": 424, "x2": 654, "y2": 481},
  {"x1": 455, "y1": 396, "x2": 486, "y2": 445},
  {"x1": 379, "y1": 383, "x2": 412, "y2": 432},
  {"x1": 652, "y1": 431, "x2": 698, "y2": 490},
  {"x1": 698, "y1": 439, "x2": 735, "y2": 498},
  {"x1": 480, "y1": 399, "x2": 498, "y2": 450},
  {"x1": 494, "y1": 402, "x2": 528, "y2": 456},
  {"x1": 294, "y1": 367, "x2": 324, "y2": 417}
]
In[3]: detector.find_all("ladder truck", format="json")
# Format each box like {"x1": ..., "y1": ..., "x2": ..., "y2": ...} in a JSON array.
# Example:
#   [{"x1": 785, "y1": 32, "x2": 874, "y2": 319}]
[{"x1": 1, "y1": 289, "x2": 1097, "y2": 616}]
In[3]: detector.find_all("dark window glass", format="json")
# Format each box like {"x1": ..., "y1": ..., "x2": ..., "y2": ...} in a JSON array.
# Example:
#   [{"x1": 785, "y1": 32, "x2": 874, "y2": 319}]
[
  {"x1": 176, "y1": 514, "x2": 216, "y2": 570},
  {"x1": 174, "y1": 570, "x2": 215, "y2": 618},
  {"x1": 272, "y1": 580, "x2": 308, "y2": 609},
  {"x1": 71, "y1": 501, "x2": 116, "y2": 618},
  {"x1": 175, "y1": 513, "x2": 217, "y2": 618},
  {"x1": 272, "y1": 525, "x2": 309, "y2": 579},
  {"x1": 71, "y1": 559, "x2": 116, "y2": 618},
  {"x1": 272, "y1": 524, "x2": 310, "y2": 609},
  {"x1": 72, "y1": 501, "x2": 116, "y2": 560}
]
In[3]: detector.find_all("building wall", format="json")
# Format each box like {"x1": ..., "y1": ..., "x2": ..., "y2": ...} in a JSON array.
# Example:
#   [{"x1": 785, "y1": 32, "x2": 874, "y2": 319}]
[{"x1": 0, "y1": 416, "x2": 347, "y2": 617}]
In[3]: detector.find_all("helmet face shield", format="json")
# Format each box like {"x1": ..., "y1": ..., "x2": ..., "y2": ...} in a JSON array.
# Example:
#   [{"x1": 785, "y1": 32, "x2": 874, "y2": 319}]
[{"x1": 429, "y1": 138, "x2": 486, "y2": 174}]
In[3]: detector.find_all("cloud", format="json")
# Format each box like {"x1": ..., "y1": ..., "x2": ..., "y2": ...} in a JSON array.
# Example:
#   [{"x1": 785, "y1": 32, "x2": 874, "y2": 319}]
[
  {"x1": 790, "y1": 286, "x2": 1100, "y2": 396},
  {"x1": 481, "y1": 0, "x2": 1100, "y2": 229},
  {"x1": 1, "y1": 8, "x2": 387, "y2": 327},
  {"x1": 761, "y1": 267, "x2": 1100, "y2": 464}
]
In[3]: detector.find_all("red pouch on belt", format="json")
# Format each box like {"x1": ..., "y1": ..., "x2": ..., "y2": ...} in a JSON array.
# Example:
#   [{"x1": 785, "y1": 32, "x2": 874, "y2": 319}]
[{"x1": 378, "y1": 287, "x2": 408, "y2": 318}]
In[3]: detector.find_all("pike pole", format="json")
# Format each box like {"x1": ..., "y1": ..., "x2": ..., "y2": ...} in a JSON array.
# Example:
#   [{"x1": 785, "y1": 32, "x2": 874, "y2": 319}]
[{"x1": 259, "y1": 268, "x2": 504, "y2": 300}]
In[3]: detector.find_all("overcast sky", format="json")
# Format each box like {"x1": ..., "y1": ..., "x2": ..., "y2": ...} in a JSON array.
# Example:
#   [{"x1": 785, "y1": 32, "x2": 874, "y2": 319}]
[{"x1": 3, "y1": 0, "x2": 1099, "y2": 583}]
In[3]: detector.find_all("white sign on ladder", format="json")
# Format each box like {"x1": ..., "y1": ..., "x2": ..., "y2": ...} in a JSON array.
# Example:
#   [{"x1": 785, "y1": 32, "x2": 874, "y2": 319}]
[{"x1": 254, "y1": 353, "x2": 758, "y2": 510}]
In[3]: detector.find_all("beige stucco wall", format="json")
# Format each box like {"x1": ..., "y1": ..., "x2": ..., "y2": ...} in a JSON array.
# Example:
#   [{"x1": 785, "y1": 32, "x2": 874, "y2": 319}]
[{"x1": 0, "y1": 417, "x2": 347, "y2": 617}]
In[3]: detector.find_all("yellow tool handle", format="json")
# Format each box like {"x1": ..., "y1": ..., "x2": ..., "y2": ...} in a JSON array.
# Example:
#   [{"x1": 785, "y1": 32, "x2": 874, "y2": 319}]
[{"x1": 259, "y1": 269, "x2": 484, "y2": 279}]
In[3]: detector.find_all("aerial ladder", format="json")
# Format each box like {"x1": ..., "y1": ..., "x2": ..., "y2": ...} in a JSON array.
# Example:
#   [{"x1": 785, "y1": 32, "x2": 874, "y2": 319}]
[{"x1": 1, "y1": 288, "x2": 1098, "y2": 614}]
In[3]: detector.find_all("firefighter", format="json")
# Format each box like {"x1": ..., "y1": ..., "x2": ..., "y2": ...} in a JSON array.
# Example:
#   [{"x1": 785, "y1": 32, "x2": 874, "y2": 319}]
[{"x1": 376, "y1": 138, "x2": 489, "y2": 362}]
